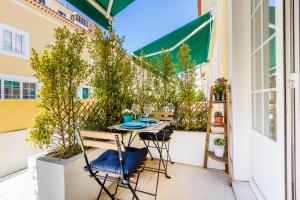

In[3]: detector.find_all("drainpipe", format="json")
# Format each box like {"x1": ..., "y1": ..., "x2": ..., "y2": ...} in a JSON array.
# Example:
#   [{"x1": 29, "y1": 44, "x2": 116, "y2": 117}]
[{"x1": 197, "y1": 0, "x2": 201, "y2": 16}]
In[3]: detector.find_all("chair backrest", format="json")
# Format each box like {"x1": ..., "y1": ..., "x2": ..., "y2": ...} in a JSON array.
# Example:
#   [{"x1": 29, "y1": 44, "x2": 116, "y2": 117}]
[
  {"x1": 78, "y1": 130, "x2": 125, "y2": 152},
  {"x1": 77, "y1": 130, "x2": 126, "y2": 179},
  {"x1": 151, "y1": 112, "x2": 174, "y2": 121}
]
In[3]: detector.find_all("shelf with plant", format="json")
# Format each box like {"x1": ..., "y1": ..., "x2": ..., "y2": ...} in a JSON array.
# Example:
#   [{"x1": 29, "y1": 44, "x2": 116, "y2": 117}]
[{"x1": 213, "y1": 77, "x2": 228, "y2": 101}]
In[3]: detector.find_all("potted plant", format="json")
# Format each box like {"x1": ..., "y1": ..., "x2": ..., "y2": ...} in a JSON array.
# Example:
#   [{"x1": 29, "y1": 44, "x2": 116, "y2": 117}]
[
  {"x1": 214, "y1": 111, "x2": 223, "y2": 124},
  {"x1": 213, "y1": 77, "x2": 228, "y2": 101},
  {"x1": 122, "y1": 109, "x2": 133, "y2": 122},
  {"x1": 214, "y1": 138, "x2": 226, "y2": 157},
  {"x1": 27, "y1": 27, "x2": 105, "y2": 200}
]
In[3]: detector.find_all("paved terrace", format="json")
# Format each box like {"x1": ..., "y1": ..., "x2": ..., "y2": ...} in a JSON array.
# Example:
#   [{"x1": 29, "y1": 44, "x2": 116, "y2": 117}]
[{"x1": 0, "y1": 160, "x2": 235, "y2": 200}]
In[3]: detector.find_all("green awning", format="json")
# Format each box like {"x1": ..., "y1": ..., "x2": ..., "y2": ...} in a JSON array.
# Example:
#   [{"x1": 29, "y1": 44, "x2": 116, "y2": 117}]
[
  {"x1": 134, "y1": 11, "x2": 213, "y2": 73},
  {"x1": 66, "y1": 0, "x2": 134, "y2": 29}
]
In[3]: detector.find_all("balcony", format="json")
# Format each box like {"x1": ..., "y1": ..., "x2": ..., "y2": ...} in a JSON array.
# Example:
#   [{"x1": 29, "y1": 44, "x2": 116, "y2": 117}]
[{"x1": 71, "y1": 13, "x2": 89, "y2": 30}]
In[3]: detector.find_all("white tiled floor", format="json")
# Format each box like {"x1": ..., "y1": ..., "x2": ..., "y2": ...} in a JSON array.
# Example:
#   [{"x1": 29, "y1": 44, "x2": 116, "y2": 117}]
[
  {"x1": 0, "y1": 161, "x2": 235, "y2": 200},
  {"x1": 102, "y1": 160, "x2": 235, "y2": 200},
  {"x1": 232, "y1": 181, "x2": 257, "y2": 200}
]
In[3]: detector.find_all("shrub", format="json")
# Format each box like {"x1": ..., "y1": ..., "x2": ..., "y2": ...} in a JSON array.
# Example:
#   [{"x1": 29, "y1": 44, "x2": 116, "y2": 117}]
[
  {"x1": 27, "y1": 27, "x2": 90, "y2": 158},
  {"x1": 214, "y1": 138, "x2": 226, "y2": 146},
  {"x1": 89, "y1": 28, "x2": 134, "y2": 130}
]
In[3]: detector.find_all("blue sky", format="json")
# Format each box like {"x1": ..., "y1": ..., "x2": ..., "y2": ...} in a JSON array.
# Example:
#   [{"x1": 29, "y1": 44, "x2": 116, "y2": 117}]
[
  {"x1": 60, "y1": 0, "x2": 198, "y2": 53},
  {"x1": 112, "y1": 0, "x2": 198, "y2": 53}
]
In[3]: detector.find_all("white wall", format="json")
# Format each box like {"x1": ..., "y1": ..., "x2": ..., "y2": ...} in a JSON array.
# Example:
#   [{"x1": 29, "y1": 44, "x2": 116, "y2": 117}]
[
  {"x1": 228, "y1": 0, "x2": 252, "y2": 181},
  {"x1": 0, "y1": 130, "x2": 42, "y2": 177},
  {"x1": 125, "y1": 131, "x2": 226, "y2": 170}
]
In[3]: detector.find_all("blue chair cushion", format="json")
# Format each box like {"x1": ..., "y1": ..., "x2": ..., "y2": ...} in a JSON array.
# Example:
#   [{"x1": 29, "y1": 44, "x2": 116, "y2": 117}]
[
  {"x1": 139, "y1": 130, "x2": 173, "y2": 141},
  {"x1": 89, "y1": 147, "x2": 148, "y2": 177}
]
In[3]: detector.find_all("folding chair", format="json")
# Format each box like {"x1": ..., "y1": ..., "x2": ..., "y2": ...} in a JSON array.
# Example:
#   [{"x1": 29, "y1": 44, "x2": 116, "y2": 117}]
[
  {"x1": 77, "y1": 130, "x2": 149, "y2": 200},
  {"x1": 138, "y1": 112, "x2": 175, "y2": 197}
]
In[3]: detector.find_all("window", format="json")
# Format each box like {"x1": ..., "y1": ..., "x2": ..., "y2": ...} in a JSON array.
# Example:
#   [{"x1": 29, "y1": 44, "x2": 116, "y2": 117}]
[
  {"x1": 3, "y1": 30, "x2": 12, "y2": 51},
  {"x1": 58, "y1": 10, "x2": 66, "y2": 17},
  {"x1": 39, "y1": 0, "x2": 45, "y2": 4},
  {"x1": 0, "y1": 23, "x2": 29, "y2": 58},
  {"x1": 251, "y1": 0, "x2": 277, "y2": 140},
  {"x1": 71, "y1": 14, "x2": 89, "y2": 28},
  {"x1": 15, "y1": 34, "x2": 23, "y2": 54},
  {"x1": 4, "y1": 80, "x2": 20, "y2": 99},
  {"x1": 82, "y1": 87, "x2": 90, "y2": 99},
  {"x1": 23, "y1": 82, "x2": 36, "y2": 99}
]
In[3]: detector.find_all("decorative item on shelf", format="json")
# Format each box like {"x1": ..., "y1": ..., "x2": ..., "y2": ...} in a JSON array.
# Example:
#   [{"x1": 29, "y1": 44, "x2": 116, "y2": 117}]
[
  {"x1": 213, "y1": 77, "x2": 228, "y2": 101},
  {"x1": 214, "y1": 111, "x2": 223, "y2": 124},
  {"x1": 214, "y1": 138, "x2": 226, "y2": 157},
  {"x1": 122, "y1": 109, "x2": 133, "y2": 123}
]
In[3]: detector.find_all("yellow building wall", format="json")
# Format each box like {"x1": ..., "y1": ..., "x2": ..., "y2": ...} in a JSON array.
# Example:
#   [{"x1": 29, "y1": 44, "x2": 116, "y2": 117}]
[
  {"x1": 0, "y1": 100, "x2": 40, "y2": 133},
  {"x1": 202, "y1": 0, "x2": 229, "y2": 85},
  {"x1": 0, "y1": 0, "x2": 93, "y2": 133},
  {"x1": 0, "y1": 0, "x2": 91, "y2": 77}
]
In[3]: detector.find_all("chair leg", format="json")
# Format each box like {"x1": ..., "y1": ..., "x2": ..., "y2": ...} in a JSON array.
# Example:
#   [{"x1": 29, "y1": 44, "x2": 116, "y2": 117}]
[
  {"x1": 165, "y1": 141, "x2": 174, "y2": 164},
  {"x1": 159, "y1": 141, "x2": 170, "y2": 179},
  {"x1": 127, "y1": 182, "x2": 140, "y2": 200},
  {"x1": 154, "y1": 152, "x2": 162, "y2": 200},
  {"x1": 113, "y1": 177, "x2": 120, "y2": 196},
  {"x1": 132, "y1": 172, "x2": 141, "y2": 200},
  {"x1": 93, "y1": 176, "x2": 114, "y2": 199},
  {"x1": 152, "y1": 140, "x2": 170, "y2": 178},
  {"x1": 142, "y1": 139, "x2": 154, "y2": 160},
  {"x1": 97, "y1": 174, "x2": 108, "y2": 200}
]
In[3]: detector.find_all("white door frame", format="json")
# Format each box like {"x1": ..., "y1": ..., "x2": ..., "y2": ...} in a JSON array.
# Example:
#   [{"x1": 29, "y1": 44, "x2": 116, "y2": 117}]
[
  {"x1": 249, "y1": 0, "x2": 286, "y2": 199},
  {"x1": 285, "y1": 0, "x2": 300, "y2": 199}
]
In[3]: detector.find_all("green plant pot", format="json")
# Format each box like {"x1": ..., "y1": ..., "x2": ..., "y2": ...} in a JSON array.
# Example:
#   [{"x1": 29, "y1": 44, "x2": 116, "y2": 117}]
[{"x1": 214, "y1": 92, "x2": 223, "y2": 101}]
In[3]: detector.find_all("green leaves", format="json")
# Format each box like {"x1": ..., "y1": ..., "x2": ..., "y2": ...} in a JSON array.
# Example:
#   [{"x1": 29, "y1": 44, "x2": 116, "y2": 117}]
[
  {"x1": 28, "y1": 27, "x2": 90, "y2": 158},
  {"x1": 89, "y1": 28, "x2": 134, "y2": 129}
]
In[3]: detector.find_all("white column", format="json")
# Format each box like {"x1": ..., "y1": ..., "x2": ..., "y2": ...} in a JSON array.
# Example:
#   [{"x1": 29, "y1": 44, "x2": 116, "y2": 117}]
[{"x1": 228, "y1": 0, "x2": 252, "y2": 181}]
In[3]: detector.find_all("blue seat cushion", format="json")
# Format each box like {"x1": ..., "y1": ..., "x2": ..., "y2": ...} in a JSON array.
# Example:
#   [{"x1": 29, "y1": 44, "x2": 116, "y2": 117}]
[
  {"x1": 139, "y1": 130, "x2": 173, "y2": 141},
  {"x1": 89, "y1": 147, "x2": 148, "y2": 177}
]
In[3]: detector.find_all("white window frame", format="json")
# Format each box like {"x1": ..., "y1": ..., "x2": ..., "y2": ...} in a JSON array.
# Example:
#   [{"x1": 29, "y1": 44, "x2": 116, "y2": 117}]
[
  {"x1": 78, "y1": 85, "x2": 92, "y2": 100},
  {"x1": 0, "y1": 74, "x2": 38, "y2": 100},
  {"x1": 0, "y1": 23, "x2": 30, "y2": 59},
  {"x1": 23, "y1": 82, "x2": 37, "y2": 99}
]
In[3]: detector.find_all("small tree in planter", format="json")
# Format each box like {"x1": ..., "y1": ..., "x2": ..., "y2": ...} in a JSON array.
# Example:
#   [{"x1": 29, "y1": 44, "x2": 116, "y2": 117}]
[
  {"x1": 89, "y1": 28, "x2": 134, "y2": 130},
  {"x1": 214, "y1": 111, "x2": 223, "y2": 124},
  {"x1": 213, "y1": 77, "x2": 228, "y2": 101},
  {"x1": 214, "y1": 138, "x2": 226, "y2": 157},
  {"x1": 174, "y1": 44, "x2": 198, "y2": 130},
  {"x1": 133, "y1": 54, "x2": 157, "y2": 115},
  {"x1": 27, "y1": 27, "x2": 90, "y2": 158}
]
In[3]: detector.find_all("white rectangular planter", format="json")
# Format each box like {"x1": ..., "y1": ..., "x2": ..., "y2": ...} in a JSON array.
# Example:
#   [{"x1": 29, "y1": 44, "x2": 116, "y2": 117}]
[
  {"x1": 127, "y1": 130, "x2": 225, "y2": 170},
  {"x1": 0, "y1": 130, "x2": 42, "y2": 177},
  {"x1": 28, "y1": 149, "x2": 105, "y2": 200}
]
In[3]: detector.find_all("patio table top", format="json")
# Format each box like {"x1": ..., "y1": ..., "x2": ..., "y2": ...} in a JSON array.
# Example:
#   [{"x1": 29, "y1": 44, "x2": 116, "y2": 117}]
[{"x1": 108, "y1": 121, "x2": 170, "y2": 133}]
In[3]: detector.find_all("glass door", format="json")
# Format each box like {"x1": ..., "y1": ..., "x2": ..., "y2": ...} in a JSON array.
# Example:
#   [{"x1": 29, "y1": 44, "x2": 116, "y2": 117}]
[{"x1": 250, "y1": 0, "x2": 285, "y2": 199}]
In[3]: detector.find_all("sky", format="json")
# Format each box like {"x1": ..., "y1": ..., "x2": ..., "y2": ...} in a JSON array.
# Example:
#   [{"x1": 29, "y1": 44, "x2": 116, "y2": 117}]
[
  {"x1": 59, "y1": 0, "x2": 198, "y2": 53},
  {"x1": 113, "y1": 0, "x2": 198, "y2": 53}
]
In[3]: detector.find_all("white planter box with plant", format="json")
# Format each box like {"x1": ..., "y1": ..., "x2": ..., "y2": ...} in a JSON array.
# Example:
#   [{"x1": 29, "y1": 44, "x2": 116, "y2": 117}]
[
  {"x1": 214, "y1": 138, "x2": 226, "y2": 157},
  {"x1": 27, "y1": 27, "x2": 104, "y2": 200},
  {"x1": 29, "y1": 149, "x2": 105, "y2": 200}
]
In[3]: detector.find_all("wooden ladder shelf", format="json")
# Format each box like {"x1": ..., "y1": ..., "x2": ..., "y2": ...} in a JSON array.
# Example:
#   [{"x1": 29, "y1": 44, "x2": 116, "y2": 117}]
[{"x1": 204, "y1": 85, "x2": 232, "y2": 183}]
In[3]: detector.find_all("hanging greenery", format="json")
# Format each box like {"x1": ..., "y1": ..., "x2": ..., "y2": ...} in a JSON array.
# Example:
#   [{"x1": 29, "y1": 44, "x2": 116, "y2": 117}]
[{"x1": 27, "y1": 27, "x2": 90, "y2": 158}]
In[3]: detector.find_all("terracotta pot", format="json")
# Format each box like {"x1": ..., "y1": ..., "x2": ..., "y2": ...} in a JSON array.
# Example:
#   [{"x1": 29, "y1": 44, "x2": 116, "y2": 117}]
[{"x1": 214, "y1": 116, "x2": 223, "y2": 124}]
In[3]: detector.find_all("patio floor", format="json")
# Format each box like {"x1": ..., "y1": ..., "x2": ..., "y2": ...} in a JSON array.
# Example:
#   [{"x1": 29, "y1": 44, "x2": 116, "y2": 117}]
[{"x1": 0, "y1": 160, "x2": 235, "y2": 200}]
